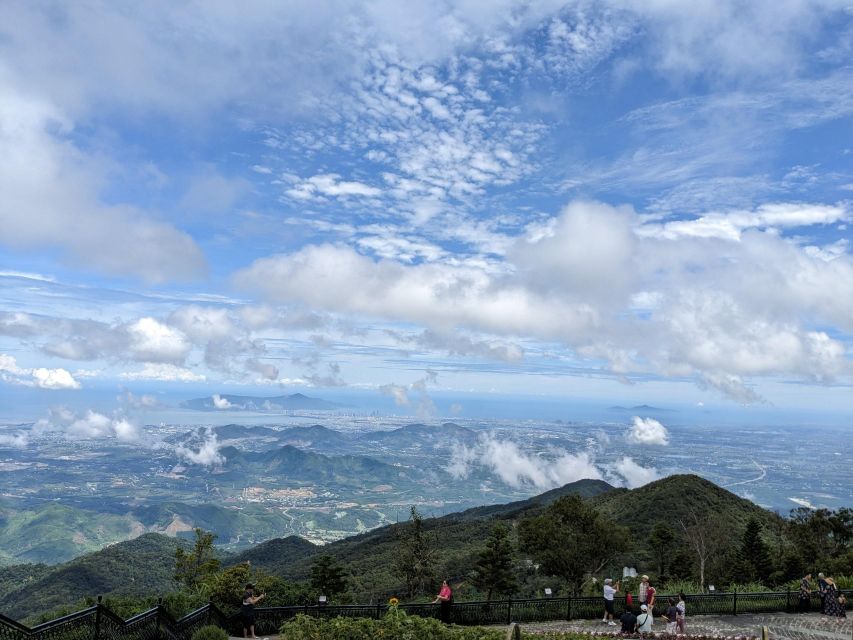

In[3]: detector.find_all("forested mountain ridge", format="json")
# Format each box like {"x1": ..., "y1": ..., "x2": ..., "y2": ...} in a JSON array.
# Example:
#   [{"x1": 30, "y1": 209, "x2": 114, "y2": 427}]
[{"x1": 2, "y1": 474, "x2": 848, "y2": 622}]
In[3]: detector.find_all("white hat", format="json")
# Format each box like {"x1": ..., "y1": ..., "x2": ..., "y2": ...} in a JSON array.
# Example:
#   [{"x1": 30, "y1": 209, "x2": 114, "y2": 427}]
[
  {"x1": 641, "y1": 604, "x2": 648, "y2": 611},
  {"x1": 605, "y1": 578, "x2": 613, "y2": 585}
]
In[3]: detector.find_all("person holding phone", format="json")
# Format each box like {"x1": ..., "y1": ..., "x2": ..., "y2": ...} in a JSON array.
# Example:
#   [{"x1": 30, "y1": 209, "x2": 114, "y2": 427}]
[{"x1": 242, "y1": 583, "x2": 266, "y2": 638}]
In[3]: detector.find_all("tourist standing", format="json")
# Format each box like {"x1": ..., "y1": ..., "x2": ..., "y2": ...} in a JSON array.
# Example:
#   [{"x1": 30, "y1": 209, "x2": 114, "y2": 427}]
[
  {"x1": 241, "y1": 583, "x2": 265, "y2": 639},
  {"x1": 798, "y1": 573, "x2": 812, "y2": 612},
  {"x1": 602, "y1": 578, "x2": 620, "y2": 625},
  {"x1": 823, "y1": 578, "x2": 846, "y2": 620},
  {"x1": 818, "y1": 572, "x2": 829, "y2": 614},
  {"x1": 664, "y1": 597, "x2": 678, "y2": 634},
  {"x1": 432, "y1": 579, "x2": 453, "y2": 623},
  {"x1": 638, "y1": 575, "x2": 657, "y2": 612},
  {"x1": 676, "y1": 592, "x2": 686, "y2": 634}
]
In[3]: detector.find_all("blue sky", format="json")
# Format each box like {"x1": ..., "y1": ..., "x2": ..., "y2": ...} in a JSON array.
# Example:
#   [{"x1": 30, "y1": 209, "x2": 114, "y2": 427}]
[{"x1": 1, "y1": 1, "x2": 852, "y2": 421}]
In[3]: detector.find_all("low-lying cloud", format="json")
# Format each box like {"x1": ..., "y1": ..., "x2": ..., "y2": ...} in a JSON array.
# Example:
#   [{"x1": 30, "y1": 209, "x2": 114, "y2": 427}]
[
  {"x1": 626, "y1": 416, "x2": 670, "y2": 445},
  {"x1": 447, "y1": 433, "x2": 662, "y2": 490},
  {"x1": 175, "y1": 427, "x2": 225, "y2": 466},
  {"x1": 35, "y1": 406, "x2": 140, "y2": 442}
]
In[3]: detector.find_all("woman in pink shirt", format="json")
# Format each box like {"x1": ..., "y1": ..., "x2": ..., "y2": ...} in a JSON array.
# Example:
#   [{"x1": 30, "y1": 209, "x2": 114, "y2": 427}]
[{"x1": 433, "y1": 579, "x2": 453, "y2": 623}]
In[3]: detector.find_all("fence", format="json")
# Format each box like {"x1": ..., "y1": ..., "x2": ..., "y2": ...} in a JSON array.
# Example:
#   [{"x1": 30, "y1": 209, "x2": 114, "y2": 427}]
[{"x1": 1, "y1": 589, "x2": 850, "y2": 639}]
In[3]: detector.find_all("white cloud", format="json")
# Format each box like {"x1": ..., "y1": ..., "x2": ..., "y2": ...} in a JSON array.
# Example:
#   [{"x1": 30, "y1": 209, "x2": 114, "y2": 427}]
[
  {"x1": 127, "y1": 317, "x2": 191, "y2": 363},
  {"x1": 119, "y1": 363, "x2": 206, "y2": 382},
  {"x1": 286, "y1": 174, "x2": 381, "y2": 200},
  {"x1": 175, "y1": 428, "x2": 225, "y2": 466},
  {"x1": 612, "y1": 456, "x2": 660, "y2": 489},
  {"x1": 0, "y1": 79, "x2": 206, "y2": 282},
  {"x1": 31, "y1": 367, "x2": 81, "y2": 390},
  {"x1": 626, "y1": 416, "x2": 670, "y2": 445},
  {"x1": 211, "y1": 394, "x2": 232, "y2": 409},
  {"x1": 0, "y1": 431, "x2": 28, "y2": 448},
  {"x1": 640, "y1": 203, "x2": 850, "y2": 242},
  {"x1": 446, "y1": 434, "x2": 603, "y2": 490},
  {"x1": 0, "y1": 353, "x2": 81, "y2": 390},
  {"x1": 35, "y1": 407, "x2": 139, "y2": 442}
]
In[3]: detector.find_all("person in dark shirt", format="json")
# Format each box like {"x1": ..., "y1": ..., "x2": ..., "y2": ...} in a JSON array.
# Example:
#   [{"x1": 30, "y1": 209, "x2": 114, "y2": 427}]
[
  {"x1": 241, "y1": 583, "x2": 265, "y2": 639},
  {"x1": 620, "y1": 607, "x2": 638, "y2": 634}
]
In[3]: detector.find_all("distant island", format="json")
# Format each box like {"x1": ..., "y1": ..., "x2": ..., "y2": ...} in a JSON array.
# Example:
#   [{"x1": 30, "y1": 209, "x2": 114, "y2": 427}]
[
  {"x1": 181, "y1": 393, "x2": 343, "y2": 411},
  {"x1": 607, "y1": 404, "x2": 672, "y2": 413}
]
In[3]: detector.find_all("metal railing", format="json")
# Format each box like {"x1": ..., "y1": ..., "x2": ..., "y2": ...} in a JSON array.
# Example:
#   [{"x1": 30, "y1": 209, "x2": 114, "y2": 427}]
[{"x1": 1, "y1": 589, "x2": 849, "y2": 639}]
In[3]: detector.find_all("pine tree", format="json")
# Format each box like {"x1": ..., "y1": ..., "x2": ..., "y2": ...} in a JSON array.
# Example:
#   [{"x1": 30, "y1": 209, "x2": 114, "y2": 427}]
[
  {"x1": 393, "y1": 507, "x2": 439, "y2": 598},
  {"x1": 471, "y1": 524, "x2": 518, "y2": 601},
  {"x1": 309, "y1": 555, "x2": 349, "y2": 601},
  {"x1": 648, "y1": 522, "x2": 677, "y2": 579},
  {"x1": 734, "y1": 518, "x2": 773, "y2": 584}
]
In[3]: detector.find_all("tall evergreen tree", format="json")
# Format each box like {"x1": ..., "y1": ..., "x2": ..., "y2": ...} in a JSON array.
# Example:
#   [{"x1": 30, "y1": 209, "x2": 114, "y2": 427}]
[
  {"x1": 648, "y1": 522, "x2": 677, "y2": 579},
  {"x1": 393, "y1": 506, "x2": 439, "y2": 598},
  {"x1": 309, "y1": 555, "x2": 349, "y2": 601},
  {"x1": 471, "y1": 523, "x2": 517, "y2": 601},
  {"x1": 734, "y1": 517, "x2": 773, "y2": 584}
]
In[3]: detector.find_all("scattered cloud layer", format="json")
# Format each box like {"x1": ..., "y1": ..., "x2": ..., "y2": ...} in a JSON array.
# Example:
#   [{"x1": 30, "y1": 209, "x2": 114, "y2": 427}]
[{"x1": 0, "y1": 1, "x2": 851, "y2": 409}]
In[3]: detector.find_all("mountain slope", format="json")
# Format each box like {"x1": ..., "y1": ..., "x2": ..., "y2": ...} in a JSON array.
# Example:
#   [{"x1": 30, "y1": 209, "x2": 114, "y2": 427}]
[
  {"x1": 592, "y1": 474, "x2": 780, "y2": 535},
  {"x1": 0, "y1": 534, "x2": 185, "y2": 620},
  {"x1": 228, "y1": 478, "x2": 616, "y2": 587},
  {"x1": 215, "y1": 444, "x2": 416, "y2": 487},
  {"x1": 0, "y1": 500, "x2": 137, "y2": 565}
]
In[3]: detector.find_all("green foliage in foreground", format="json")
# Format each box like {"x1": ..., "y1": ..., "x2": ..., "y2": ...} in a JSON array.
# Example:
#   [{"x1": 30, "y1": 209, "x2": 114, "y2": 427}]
[
  {"x1": 190, "y1": 625, "x2": 229, "y2": 640},
  {"x1": 279, "y1": 611, "x2": 504, "y2": 640}
]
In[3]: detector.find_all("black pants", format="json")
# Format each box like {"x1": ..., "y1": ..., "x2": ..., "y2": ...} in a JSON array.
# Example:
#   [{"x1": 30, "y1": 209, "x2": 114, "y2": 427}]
[
  {"x1": 798, "y1": 596, "x2": 810, "y2": 613},
  {"x1": 439, "y1": 601, "x2": 451, "y2": 623}
]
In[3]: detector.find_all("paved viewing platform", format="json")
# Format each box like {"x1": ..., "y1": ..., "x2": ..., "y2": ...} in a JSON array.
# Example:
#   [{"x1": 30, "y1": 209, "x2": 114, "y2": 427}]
[{"x1": 514, "y1": 613, "x2": 851, "y2": 640}]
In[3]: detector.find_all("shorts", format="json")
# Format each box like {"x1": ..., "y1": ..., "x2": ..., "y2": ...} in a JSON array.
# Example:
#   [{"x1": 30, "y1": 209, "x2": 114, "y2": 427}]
[
  {"x1": 604, "y1": 599, "x2": 615, "y2": 614},
  {"x1": 242, "y1": 613, "x2": 255, "y2": 628}
]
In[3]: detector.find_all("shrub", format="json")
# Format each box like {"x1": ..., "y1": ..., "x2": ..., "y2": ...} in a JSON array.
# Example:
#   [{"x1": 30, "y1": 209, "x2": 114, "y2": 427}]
[
  {"x1": 190, "y1": 625, "x2": 229, "y2": 640},
  {"x1": 279, "y1": 611, "x2": 504, "y2": 640}
]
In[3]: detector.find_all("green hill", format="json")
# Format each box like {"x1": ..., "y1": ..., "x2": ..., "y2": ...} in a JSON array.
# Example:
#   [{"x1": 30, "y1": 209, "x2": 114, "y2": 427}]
[
  {"x1": 0, "y1": 500, "x2": 138, "y2": 565},
  {"x1": 0, "y1": 533, "x2": 185, "y2": 620},
  {"x1": 593, "y1": 474, "x2": 780, "y2": 535},
  {"x1": 215, "y1": 444, "x2": 418, "y2": 488}
]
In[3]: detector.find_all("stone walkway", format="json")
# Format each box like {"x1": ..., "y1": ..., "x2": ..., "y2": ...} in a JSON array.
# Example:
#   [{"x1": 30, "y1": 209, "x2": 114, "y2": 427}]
[{"x1": 516, "y1": 613, "x2": 851, "y2": 640}]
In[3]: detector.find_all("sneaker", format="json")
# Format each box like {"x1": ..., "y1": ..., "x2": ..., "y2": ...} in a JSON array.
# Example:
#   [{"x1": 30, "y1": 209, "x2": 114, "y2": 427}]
[{"x1": 608, "y1": 621, "x2": 617, "y2": 626}]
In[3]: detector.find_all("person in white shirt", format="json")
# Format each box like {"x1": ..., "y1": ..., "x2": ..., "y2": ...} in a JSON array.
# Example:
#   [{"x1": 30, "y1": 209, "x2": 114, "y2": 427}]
[
  {"x1": 602, "y1": 578, "x2": 620, "y2": 625},
  {"x1": 636, "y1": 604, "x2": 654, "y2": 634}
]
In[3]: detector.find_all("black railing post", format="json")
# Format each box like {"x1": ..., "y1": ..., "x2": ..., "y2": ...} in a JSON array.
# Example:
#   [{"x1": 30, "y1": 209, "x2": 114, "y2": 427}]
[
  {"x1": 506, "y1": 598, "x2": 512, "y2": 625},
  {"x1": 94, "y1": 595, "x2": 103, "y2": 640},
  {"x1": 566, "y1": 596, "x2": 572, "y2": 621},
  {"x1": 733, "y1": 590, "x2": 738, "y2": 616},
  {"x1": 156, "y1": 597, "x2": 163, "y2": 635},
  {"x1": 786, "y1": 588, "x2": 790, "y2": 613},
  {"x1": 376, "y1": 602, "x2": 382, "y2": 619}
]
